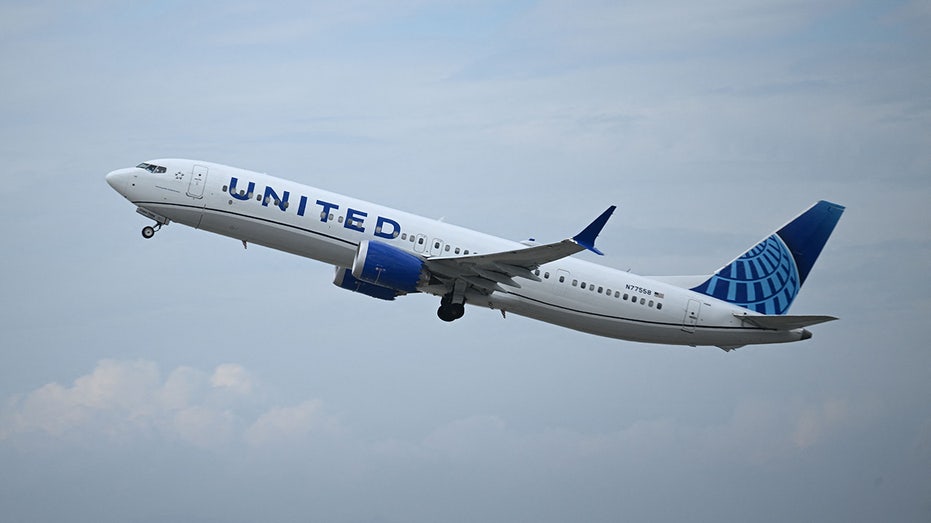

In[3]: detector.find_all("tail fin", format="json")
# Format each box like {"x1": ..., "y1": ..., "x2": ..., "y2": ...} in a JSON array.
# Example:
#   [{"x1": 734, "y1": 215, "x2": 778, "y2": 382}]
[{"x1": 691, "y1": 200, "x2": 845, "y2": 315}]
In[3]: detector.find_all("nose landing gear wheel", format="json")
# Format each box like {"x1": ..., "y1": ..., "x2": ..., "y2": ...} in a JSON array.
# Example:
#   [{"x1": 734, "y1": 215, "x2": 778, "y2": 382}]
[{"x1": 141, "y1": 222, "x2": 163, "y2": 239}]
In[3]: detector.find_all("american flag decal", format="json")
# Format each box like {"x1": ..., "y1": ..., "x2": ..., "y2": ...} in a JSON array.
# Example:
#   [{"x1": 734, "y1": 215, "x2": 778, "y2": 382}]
[{"x1": 655, "y1": 291, "x2": 664, "y2": 299}]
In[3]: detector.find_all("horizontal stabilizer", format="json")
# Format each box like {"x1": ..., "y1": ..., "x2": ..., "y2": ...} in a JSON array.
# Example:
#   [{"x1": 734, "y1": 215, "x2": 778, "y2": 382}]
[{"x1": 734, "y1": 314, "x2": 837, "y2": 330}]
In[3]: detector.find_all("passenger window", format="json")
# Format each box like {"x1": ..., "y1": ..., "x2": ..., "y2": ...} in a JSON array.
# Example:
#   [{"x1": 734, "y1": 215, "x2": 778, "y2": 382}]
[
  {"x1": 581, "y1": 282, "x2": 586, "y2": 289},
  {"x1": 559, "y1": 275, "x2": 565, "y2": 283},
  {"x1": 572, "y1": 279, "x2": 578, "y2": 286},
  {"x1": 598, "y1": 286, "x2": 603, "y2": 293},
  {"x1": 455, "y1": 247, "x2": 461, "y2": 254},
  {"x1": 464, "y1": 250, "x2": 469, "y2": 254},
  {"x1": 338, "y1": 216, "x2": 344, "y2": 223},
  {"x1": 623, "y1": 293, "x2": 629, "y2": 300},
  {"x1": 640, "y1": 298, "x2": 645, "y2": 305},
  {"x1": 615, "y1": 291, "x2": 620, "y2": 298},
  {"x1": 534, "y1": 269, "x2": 540, "y2": 276},
  {"x1": 445, "y1": 245, "x2": 450, "y2": 252},
  {"x1": 657, "y1": 303, "x2": 663, "y2": 310},
  {"x1": 401, "y1": 233, "x2": 407, "y2": 240},
  {"x1": 418, "y1": 237, "x2": 425, "y2": 244},
  {"x1": 434, "y1": 241, "x2": 440, "y2": 249},
  {"x1": 544, "y1": 272, "x2": 550, "y2": 279},
  {"x1": 222, "y1": 185, "x2": 228, "y2": 192}
]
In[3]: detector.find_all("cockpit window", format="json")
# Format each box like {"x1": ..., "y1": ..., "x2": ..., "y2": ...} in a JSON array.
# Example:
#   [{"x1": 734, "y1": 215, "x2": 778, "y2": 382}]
[{"x1": 136, "y1": 162, "x2": 167, "y2": 174}]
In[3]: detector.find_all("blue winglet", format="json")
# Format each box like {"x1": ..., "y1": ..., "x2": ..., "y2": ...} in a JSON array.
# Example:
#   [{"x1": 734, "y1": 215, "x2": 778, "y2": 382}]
[{"x1": 572, "y1": 205, "x2": 616, "y2": 255}]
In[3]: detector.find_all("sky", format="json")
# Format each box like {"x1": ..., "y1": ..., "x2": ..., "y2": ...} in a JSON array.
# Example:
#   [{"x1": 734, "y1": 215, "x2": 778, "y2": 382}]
[{"x1": 1, "y1": 1, "x2": 929, "y2": 522}]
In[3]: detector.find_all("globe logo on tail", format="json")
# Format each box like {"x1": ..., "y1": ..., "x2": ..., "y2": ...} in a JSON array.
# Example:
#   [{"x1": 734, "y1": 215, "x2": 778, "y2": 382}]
[{"x1": 691, "y1": 234, "x2": 800, "y2": 315}]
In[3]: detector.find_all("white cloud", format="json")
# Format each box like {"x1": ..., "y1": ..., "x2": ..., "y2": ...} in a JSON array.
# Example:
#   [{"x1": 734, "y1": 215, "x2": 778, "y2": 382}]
[
  {"x1": 210, "y1": 363, "x2": 254, "y2": 395},
  {"x1": 0, "y1": 360, "x2": 162, "y2": 440},
  {"x1": 0, "y1": 361, "x2": 221, "y2": 446},
  {"x1": 244, "y1": 399, "x2": 342, "y2": 448},
  {"x1": 0, "y1": 358, "x2": 880, "y2": 464},
  {"x1": 170, "y1": 406, "x2": 238, "y2": 449},
  {"x1": 0, "y1": 359, "x2": 344, "y2": 451},
  {"x1": 159, "y1": 366, "x2": 209, "y2": 410}
]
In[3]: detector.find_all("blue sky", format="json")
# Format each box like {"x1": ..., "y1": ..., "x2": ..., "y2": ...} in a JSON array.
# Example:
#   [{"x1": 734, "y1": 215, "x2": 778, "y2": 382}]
[{"x1": 1, "y1": 1, "x2": 929, "y2": 522}]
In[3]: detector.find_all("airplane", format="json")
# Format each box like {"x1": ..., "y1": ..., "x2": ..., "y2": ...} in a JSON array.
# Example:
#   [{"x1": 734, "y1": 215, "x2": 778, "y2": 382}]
[{"x1": 106, "y1": 159, "x2": 845, "y2": 350}]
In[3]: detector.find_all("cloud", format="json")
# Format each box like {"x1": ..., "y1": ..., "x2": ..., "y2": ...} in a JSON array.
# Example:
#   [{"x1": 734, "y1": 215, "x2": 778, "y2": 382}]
[
  {"x1": 210, "y1": 363, "x2": 254, "y2": 395},
  {"x1": 0, "y1": 359, "x2": 162, "y2": 440},
  {"x1": 244, "y1": 399, "x2": 342, "y2": 448},
  {"x1": 0, "y1": 359, "x2": 325, "y2": 450},
  {"x1": 0, "y1": 359, "x2": 875, "y2": 467}
]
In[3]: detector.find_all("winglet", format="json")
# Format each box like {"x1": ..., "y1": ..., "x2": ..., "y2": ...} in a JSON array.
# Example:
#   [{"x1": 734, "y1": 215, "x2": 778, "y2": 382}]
[{"x1": 572, "y1": 206, "x2": 616, "y2": 255}]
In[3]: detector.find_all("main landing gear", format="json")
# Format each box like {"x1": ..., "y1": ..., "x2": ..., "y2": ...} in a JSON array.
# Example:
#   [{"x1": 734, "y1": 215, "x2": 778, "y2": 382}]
[
  {"x1": 437, "y1": 301, "x2": 465, "y2": 322},
  {"x1": 437, "y1": 288, "x2": 466, "y2": 322}
]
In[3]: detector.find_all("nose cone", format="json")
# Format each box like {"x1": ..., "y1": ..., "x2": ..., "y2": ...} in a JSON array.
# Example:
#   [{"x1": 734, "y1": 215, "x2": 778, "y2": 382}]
[
  {"x1": 105, "y1": 170, "x2": 121, "y2": 190},
  {"x1": 106, "y1": 168, "x2": 135, "y2": 199}
]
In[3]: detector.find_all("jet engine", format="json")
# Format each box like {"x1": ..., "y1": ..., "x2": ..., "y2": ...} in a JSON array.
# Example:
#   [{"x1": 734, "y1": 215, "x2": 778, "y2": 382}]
[
  {"x1": 333, "y1": 267, "x2": 404, "y2": 300},
  {"x1": 350, "y1": 240, "x2": 428, "y2": 293}
]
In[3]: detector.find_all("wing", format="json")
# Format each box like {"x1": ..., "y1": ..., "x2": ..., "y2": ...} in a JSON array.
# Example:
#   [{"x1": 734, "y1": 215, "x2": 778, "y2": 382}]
[{"x1": 425, "y1": 206, "x2": 616, "y2": 293}]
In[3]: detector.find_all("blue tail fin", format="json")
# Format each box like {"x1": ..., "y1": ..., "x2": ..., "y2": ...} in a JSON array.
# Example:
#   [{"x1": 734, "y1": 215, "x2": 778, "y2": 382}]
[{"x1": 691, "y1": 201, "x2": 845, "y2": 315}]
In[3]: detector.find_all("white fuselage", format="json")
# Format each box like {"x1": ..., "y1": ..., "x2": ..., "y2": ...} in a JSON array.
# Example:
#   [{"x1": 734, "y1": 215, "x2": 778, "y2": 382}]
[{"x1": 106, "y1": 159, "x2": 810, "y2": 348}]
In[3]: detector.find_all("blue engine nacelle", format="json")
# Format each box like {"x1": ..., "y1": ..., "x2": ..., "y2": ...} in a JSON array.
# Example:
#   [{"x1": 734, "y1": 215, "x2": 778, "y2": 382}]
[
  {"x1": 350, "y1": 240, "x2": 428, "y2": 293},
  {"x1": 333, "y1": 267, "x2": 404, "y2": 300}
]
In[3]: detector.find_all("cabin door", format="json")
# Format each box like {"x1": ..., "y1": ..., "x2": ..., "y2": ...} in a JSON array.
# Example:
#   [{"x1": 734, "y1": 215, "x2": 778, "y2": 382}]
[
  {"x1": 682, "y1": 299, "x2": 703, "y2": 333},
  {"x1": 186, "y1": 164, "x2": 209, "y2": 198}
]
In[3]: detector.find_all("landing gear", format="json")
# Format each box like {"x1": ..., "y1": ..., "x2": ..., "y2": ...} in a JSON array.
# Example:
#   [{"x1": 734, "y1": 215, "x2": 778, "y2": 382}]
[
  {"x1": 141, "y1": 222, "x2": 163, "y2": 239},
  {"x1": 437, "y1": 302, "x2": 465, "y2": 322},
  {"x1": 437, "y1": 290, "x2": 466, "y2": 322},
  {"x1": 135, "y1": 207, "x2": 169, "y2": 240}
]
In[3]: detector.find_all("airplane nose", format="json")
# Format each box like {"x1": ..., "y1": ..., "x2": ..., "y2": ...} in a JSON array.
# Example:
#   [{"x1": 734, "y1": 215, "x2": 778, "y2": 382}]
[
  {"x1": 106, "y1": 168, "x2": 134, "y2": 198},
  {"x1": 105, "y1": 170, "x2": 121, "y2": 190}
]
